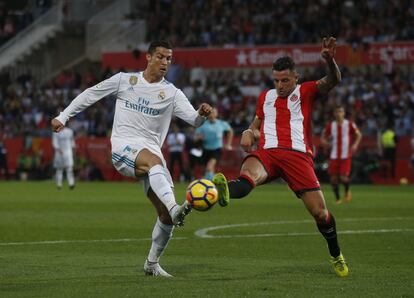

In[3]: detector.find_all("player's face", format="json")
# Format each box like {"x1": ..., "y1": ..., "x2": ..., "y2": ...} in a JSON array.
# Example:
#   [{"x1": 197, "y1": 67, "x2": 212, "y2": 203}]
[
  {"x1": 334, "y1": 108, "x2": 345, "y2": 121},
  {"x1": 146, "y1": 47, "x2": 173, "y2": 77},
  {"x1": 272, "y1": 69, "x2": 298, "y2": 98}
]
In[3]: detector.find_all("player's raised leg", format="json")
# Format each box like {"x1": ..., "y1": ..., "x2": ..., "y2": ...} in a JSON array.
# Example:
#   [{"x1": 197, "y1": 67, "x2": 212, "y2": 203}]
[
  {"x1": 143, "y1": 188, "x2": 175, "y2": 277},
  {"x1": 213, "y1": 156, "x2": 267, "y2": 206},
  {"x1": 301, "y1": 190, "x2": 349, "y2": 277},
  {"x1": 136, "y1": 149, "x2": 191, "y2": 226}
]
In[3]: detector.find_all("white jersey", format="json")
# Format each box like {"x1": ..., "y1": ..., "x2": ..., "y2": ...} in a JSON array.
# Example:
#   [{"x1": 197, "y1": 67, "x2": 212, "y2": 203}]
[
  {"x1": 55, "y1": 72, "x2": 203, "y2": 148},
  {"x1": 52, "y1": 127, "x2": 75, "y2": 168},
  {"x1": 53, "y1": 127, "x2": 75, "y2": 154}
]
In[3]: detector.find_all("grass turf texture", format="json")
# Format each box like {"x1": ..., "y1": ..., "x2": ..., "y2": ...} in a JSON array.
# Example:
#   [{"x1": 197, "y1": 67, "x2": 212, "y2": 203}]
[{"x1": 0, "y1": 182, "x2": 413, "y2": 297}]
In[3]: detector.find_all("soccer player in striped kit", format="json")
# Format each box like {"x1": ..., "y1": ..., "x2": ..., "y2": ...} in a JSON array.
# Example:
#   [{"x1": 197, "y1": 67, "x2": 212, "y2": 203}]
[
  {"x1": 51, "y1": 40, "x2": 212, "y2": 277},
  {"x1": 321, "y1": 106, "x2": 361, "y2": 204},
  {"x1": 213, "y1": 37, "x2": 350, "y2": 277}
]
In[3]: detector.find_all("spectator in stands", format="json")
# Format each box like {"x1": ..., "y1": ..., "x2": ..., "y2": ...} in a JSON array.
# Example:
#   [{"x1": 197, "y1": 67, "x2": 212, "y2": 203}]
[{"x1": 146, "y1": 1, "x2": 414, "y2": 47}]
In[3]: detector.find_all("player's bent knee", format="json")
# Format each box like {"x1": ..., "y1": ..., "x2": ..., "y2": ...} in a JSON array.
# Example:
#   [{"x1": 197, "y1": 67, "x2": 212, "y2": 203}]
[
  {"x1": 340, "y1": 176, "x2": 349, "y2": 183},
  {"x1": 240, "y1": 157, "x2": 267, "y2": 185},
  {"x1": 135, "y1": 149, "x2": 163, "y2": 173},
  {"x1": 313, "y1": 209, "x2": 329, "y2": 223}
]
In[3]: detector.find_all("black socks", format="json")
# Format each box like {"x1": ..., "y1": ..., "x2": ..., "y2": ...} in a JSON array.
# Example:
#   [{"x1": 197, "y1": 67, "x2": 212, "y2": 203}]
[
  {"x1": 228, "y1": 175, "x2": 255, "y2": 198},
  {"x1": 332, "y1": 183, "x2": 340, "y2": 200},
  {"x1": 317, "y1": 212, "x2": 340, "y2": 258}
]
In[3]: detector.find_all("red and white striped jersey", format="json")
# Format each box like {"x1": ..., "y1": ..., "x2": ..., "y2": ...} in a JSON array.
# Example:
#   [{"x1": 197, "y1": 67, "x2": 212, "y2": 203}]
[
  {"x1": 256, "y1": 81, "x2": 319, "y2": 156},
  {"x1": 324, "y1": 119, "x2": 359, "y2": 159}
]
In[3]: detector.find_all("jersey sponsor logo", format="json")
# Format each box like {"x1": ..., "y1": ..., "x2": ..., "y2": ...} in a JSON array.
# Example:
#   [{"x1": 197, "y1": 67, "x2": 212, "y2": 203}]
[
  {"x1": 158, "y1": 91, "x2": 166, "y2": 100},
  {"x1": 290, "y1": 94, "x2": 299, "y2": 102},
  {"x1": 129, "y1": 76, "x2": 138, "y2": 85},
  {"x1": 124, "y1": 100, "x2": 161, "y2": 116}
]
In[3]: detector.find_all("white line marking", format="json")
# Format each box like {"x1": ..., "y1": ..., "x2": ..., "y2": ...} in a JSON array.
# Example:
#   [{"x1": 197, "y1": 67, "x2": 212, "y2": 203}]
[
  {"x1": 195, "y1": 217, "x2": 414, "y2": 238},
  {"x1": 195, "y1": 228, "x2": 414, "y2": 239},
  {"x1": 1, "y1": 217, "x2": 412, "y2": 246},
  {"x1": 0, "y1": 237, "x2": 187, "y2": 247}
]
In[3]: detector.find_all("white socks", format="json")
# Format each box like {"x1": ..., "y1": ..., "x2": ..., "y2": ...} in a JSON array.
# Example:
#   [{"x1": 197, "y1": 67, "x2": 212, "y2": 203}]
[
  {"x1": 147, "y1": 218, "x2": 174, "y2": 263},
  {"x1": 56, "y1": 169, "x2": 63, "y2": 187},
  {"x1": 56, "y1": 167, "x2": 75, "y2": 188},
  {"x1": 148, "y1": 165, "x2": 177, "y2": 211},
  {"x1": 67, "y1": 167, "x2": 75, "y2": 187}
]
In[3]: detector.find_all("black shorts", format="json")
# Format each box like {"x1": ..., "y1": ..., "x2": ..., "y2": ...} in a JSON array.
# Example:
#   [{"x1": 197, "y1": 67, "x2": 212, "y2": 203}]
[{"x1": 202, "y1": 148, "x2": 222, "y2": 165}]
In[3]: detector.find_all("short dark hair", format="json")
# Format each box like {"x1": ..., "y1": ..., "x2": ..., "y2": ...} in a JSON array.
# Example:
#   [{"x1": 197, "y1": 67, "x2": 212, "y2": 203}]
[
  {"x1": 272, "y1": 56, "x2": 295, "y2": 71},
  {"x1": 148, "y1": 40, "x2": 172, "y2": 55},
  {"x1": 334, "y1": 105, "x2": 344, "y2": 110}
]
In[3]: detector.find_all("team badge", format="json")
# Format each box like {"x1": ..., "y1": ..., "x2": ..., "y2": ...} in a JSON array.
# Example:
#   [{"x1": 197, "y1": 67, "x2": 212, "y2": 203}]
[
  {"x1": 129, "y1": 76, "x2": 138, "y2": 85},
  {"x1": 158, "y1": 91, "x2": 166, "y2": 100},
  {"x1": 290, "y1": 94, "x2": 299, "y2": 102}
]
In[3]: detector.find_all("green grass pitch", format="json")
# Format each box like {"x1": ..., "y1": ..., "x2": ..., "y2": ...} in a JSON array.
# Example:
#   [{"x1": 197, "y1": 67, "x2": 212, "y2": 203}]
[{"x1": 0, "y1": 181, "x2": 413, "y2": 297}]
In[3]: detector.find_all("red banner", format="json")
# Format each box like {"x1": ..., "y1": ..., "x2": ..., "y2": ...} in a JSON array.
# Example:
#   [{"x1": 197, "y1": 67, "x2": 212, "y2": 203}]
[{"x1": 102, "y1": 42, "x2": 414, "y2": 69}]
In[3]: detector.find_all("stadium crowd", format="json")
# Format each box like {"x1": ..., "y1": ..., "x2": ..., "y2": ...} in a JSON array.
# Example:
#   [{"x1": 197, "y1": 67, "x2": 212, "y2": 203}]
[
  {"x1": 0, "y1": 0, "x2": 52, "y2": 46},
  {"x1": 0, "y1": 64, "x2": 413, "y2": 140},
  {"x1": 146, "y1": 0, "x2": 414, "y2": 47}
]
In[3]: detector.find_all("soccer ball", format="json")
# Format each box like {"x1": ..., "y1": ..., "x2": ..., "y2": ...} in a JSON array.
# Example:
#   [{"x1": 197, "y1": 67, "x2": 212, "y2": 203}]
[{"x1": 186, "y1": 179, "x2": 219, "y2": 211}]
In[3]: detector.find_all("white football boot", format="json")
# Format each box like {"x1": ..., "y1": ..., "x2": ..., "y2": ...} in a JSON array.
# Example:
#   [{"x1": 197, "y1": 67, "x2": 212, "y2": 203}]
[
  {"x1": 170, "y1": 201, "x2": 192, "y2": 227},
  {"x1": 144, "y1": 260, "x2": 173, "y2": 277}
]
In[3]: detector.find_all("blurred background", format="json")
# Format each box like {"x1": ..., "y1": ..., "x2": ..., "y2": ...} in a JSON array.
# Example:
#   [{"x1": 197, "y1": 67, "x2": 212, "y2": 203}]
[{"x1": 0, "y1": 0, "x2": 413, "y2": 185}]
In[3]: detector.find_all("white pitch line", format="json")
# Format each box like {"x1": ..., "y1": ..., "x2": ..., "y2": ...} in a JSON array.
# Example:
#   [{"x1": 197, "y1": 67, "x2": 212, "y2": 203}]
[
  {"x1": 0, "y1": 237, "x2": 188, "y2": 247},
  {"x1": 194, "y1": 217, "x2": 414, "y2": 238},
  {"x1": 195, "y1": 228, "x2": 414, "y2": 239},
  {"x1": 1, "y1": 217, "x2": 413, "y2": 246}
]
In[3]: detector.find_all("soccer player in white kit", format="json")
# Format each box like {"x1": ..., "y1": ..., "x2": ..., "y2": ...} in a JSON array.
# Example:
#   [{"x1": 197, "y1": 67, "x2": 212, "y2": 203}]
[
  {"x1": 52, "y1": 126, "x2": 75, "y2": 189},
  {"x1": 51, "y1": 40, "x2": 212, "y2": 277}
]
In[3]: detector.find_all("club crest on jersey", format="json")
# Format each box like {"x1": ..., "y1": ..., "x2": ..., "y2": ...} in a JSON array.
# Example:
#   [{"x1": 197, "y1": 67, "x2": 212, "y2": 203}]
[
  {"x1": 129, "y1": 76, "x2": 138, "y2": 85},
  {"x1": 290, "y1": 94, "x2": 299, "y2": 102},
  {"x1": 158, "y1": 91, "x2": 166, "y2": 100}
]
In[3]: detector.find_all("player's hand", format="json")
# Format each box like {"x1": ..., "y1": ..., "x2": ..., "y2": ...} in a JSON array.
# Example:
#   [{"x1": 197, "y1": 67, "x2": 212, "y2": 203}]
[
  {"x1": 198, "y1": 103, "x2": 213, "y2": 117},
  {"x1": 322, "y1": 141, "x2": 332, "y2": 149},
  {"x1": 351, "y1": 144, "x2": 358, "y2": 154},
  {"x1": 51, "y1": 118, "x2": 64, "y2": 132},
  {"x1": 240, "y1": 129, "x2": 255, "y2": 152},
  {"x1": 224, "y1": 144, "x2": 233, "y2": 151},
  {"x1": 321, "y1": 37, "x2": 336, "y2": 61}
]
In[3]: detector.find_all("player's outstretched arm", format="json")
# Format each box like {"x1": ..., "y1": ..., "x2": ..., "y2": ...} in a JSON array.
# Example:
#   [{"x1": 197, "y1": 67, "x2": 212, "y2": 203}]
[
  {"x1": 352, "y1": 128, "x2": 362, "y2": 153},
  {"x1": 52, "y1": 73, "x2": 121, "y2": 129},
  {"x1": 197, "y1": 103, "x2": 213, "y2": 117},
  {"x1": 241, "y1": 116, "x2": 261, "y2": 152},
  {"x1": 317, "y1": 37, "x2": 341, "y2": 94},
  {"x1": 51, "y1": 118, "x2": 64, "y2": 133},
  {"x1": 320, "y1": 128, "x2": 331, "y2": 149}
]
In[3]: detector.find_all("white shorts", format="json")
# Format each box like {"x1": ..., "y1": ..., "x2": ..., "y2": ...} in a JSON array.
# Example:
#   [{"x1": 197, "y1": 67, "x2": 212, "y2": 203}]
[
  {"x1": 111, "y1": 138, "x2": 174, "y2": 194},
  {"x1": 53, "y1": 151, "x2": 74, "y2": 169}
]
